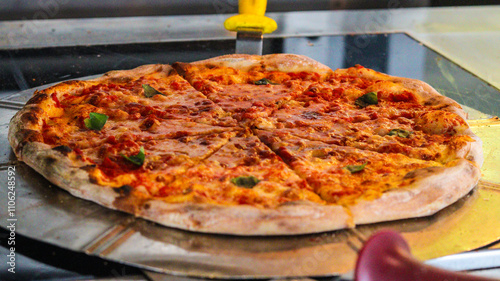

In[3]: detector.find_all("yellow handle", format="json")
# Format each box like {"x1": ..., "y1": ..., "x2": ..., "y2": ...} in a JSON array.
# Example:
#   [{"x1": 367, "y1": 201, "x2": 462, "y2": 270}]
[
  {"x1": 224, "y1": 0, "x2": 277, "y2": 34},
  {"x1": 239, "y1": 0, "x2": 267, "y2": 16}
]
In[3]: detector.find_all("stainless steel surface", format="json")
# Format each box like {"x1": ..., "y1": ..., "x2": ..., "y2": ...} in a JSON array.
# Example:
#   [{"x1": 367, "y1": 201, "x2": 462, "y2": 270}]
[
  {"x1": 88, "y1": 276, "x2": 146, "y2": 281},
  {"x1": 235, "y1": 28, "x2": 263, "y2": 55},
  {"x1": 143, "y1": 272, "x2": 204, "y2": 281},
  {"x1": 0, "y1": 100, "x2": 24, "y2": 110},
  {"x1": 0, "y1": 83, "x2": 500, "y2": 279},
  {"x1": 426, "y1": 249, "x2": 500, "y2": 272}
]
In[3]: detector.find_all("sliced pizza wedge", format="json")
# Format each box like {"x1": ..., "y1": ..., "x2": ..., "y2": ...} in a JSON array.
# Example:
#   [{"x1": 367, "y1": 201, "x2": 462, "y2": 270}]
[
  {"x1": 255, "y1": 129, "x2": 480, "y2": 225},
  {"x1": 255, "y1": 65, "x2": 482, "y2": 166},
  {"x1": 154, "y1": 134, "x2": 352, "y2": 235},
  {"x1": 173, "y1": 54, "x2": 334, "y2": 122}
]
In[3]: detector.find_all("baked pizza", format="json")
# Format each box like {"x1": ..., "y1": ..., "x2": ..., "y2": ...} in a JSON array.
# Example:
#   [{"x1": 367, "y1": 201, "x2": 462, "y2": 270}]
[{"x1": 8, "y1": 54, "x2": 483, "y2": 235}]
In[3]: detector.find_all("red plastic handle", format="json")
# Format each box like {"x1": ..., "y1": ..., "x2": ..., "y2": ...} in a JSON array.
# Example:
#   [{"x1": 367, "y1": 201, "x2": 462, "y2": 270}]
[{"x1": 354, "y1": 230, "x2": 496, "y2": 281}]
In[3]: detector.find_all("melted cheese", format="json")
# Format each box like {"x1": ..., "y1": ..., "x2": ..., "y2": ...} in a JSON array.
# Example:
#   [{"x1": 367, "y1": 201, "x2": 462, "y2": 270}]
[{"x1": 32, "y1": 62, "x2": 475, "y2": 209}]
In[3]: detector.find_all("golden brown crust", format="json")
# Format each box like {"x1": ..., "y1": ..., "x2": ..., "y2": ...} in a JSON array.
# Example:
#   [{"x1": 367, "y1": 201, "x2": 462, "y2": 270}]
[
  {"x1": 8, "y1": 55, "x2": 483, "y2": 235},
  {"x1": 175, "y1": 53, "x2": 334, "y2": 78},
  {"x1": 350, "y1": 159, "x2": 480, "y2": 224},
  {"x1": 137, "y1": 201, "x2": 352, "y2": 235},
  {"x1": 9, "y1": 106, "x2": 44, "y2": 157}
]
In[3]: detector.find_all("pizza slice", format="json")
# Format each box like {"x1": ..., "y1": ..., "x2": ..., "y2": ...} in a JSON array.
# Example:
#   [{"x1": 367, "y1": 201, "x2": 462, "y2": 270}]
[
  {"x1": 40, "y1": 112, "x2": 238, "y2": 150},
  {"x1": 343, "y1": 115, "x2": 481, "y2": 164},
  {"x1": 37, "y1": 64, "x2": 236, "y2": 131},
  {"x1": 258, "y1": 113, "x2": 480, "y2": 165},
  {"x1": 166, "y1": 134, "x2": 323, "y2": 207},
  {"x1": 173, "y1": 54, "x2": 334, "y2": 122},
  {"x1": 255, "y1": 65, "x2": 482, "y2": 165},
  {"x1": 255, "y1": 129, "x2": 480, "y2": 225},
  {"x1": 155, "y1": 133, "x2": 352, "y2": 234},
  {"x1": 21, "y1": 65, "x2": 240, "y2": 150}
]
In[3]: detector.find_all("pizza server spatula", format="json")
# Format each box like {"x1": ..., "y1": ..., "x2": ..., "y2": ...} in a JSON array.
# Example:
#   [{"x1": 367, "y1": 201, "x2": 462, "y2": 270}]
[{"x1": 224, "y1": 0, "x2": 277, "y2": 55}]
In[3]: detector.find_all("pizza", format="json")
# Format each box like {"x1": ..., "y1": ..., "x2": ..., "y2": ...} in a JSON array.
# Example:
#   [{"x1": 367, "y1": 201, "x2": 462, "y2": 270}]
[{"x1": 8, "y1": 54, "x2": 483, "y2": 235}]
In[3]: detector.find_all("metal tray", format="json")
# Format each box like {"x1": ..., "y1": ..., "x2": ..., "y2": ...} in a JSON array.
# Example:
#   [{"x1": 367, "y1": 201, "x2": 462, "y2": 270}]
[{"x1": 1, "y1": 83, "x2": 499, "y2": 279}]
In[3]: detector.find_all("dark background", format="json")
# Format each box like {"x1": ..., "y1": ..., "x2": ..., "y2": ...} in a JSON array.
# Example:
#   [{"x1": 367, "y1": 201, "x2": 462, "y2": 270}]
[{"x1": 0, "y1": 0, "x2": 497, "y2": 21}]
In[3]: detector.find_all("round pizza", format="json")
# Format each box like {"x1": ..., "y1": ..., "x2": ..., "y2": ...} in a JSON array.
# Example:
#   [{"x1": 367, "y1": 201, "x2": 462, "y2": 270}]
[{"x1": 8, "y1": 54, "x2": 483, "y2": 235}]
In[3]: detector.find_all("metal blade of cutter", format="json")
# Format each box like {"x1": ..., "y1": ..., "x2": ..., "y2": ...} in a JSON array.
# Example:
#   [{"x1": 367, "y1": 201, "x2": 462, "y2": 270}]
[
  {"x1": 224, "y1": 0, "x2": 277, "y2": 55},
  {"x1": 236, "y1": 27, "x2": 263, "y2": 55}
]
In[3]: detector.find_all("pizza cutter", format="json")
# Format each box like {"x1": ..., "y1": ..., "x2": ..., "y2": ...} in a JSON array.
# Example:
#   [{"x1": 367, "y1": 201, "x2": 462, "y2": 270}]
[{"x1": 224, "y1": 0, "x2": 277, "y2": 55}]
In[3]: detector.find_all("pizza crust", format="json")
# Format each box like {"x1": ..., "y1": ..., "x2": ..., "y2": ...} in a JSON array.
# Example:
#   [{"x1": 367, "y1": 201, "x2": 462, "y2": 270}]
[
  {"x1": 19, "y1": 142, "x2": 122, "y2": 209},
  {"x1": 8, "y1": 54, "x2": 483, "y2": 235},
  {"x1": 135, "y1": 200, "x2": 353, "y2": 235},
  {"x1": 175, "y1": 53, "x2": 334, "y2": 78},
  {"x1": 350, "y1": 158, "x2": 480, "y2": 225},
  {"x1": 450, "y1": 128, "x2": 483, "y2": 167}
]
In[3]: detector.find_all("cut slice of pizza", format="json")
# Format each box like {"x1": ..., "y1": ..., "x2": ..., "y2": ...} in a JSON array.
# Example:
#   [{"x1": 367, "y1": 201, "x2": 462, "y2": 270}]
[
  {"x1": 152, "y1": 134, "x2": 352, "y2": 234},
  {"x1": 166, "y1": 134, "x2": 322, "y2": 206},
  {"x1": 78, "y1": 131, "x2": 237, "y2": 188},
  {"x1": 34, "y1": 64, "x2": 236, "y2": 132},
  {"x1": 255, "y1": 65, "x2": 483, "y2": 165},
  {"x1": 15, "y1": 128, "x2": 241, "y2": 218},
  {"x1": 173, "y1": 54, "x2": 334, "y2": 122},
  {"x1": 19, "y1": 66, "x2": 240, "y2": 150},
  {"x1": 255, "y1": 129, "x2": 481, "y2": 225},
  {"x1": 343, "y1": 114, "x2": 481, "y2": 164},
  {"x1": 257, "y1": 112, "x2": 480, "y2": 165}
]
